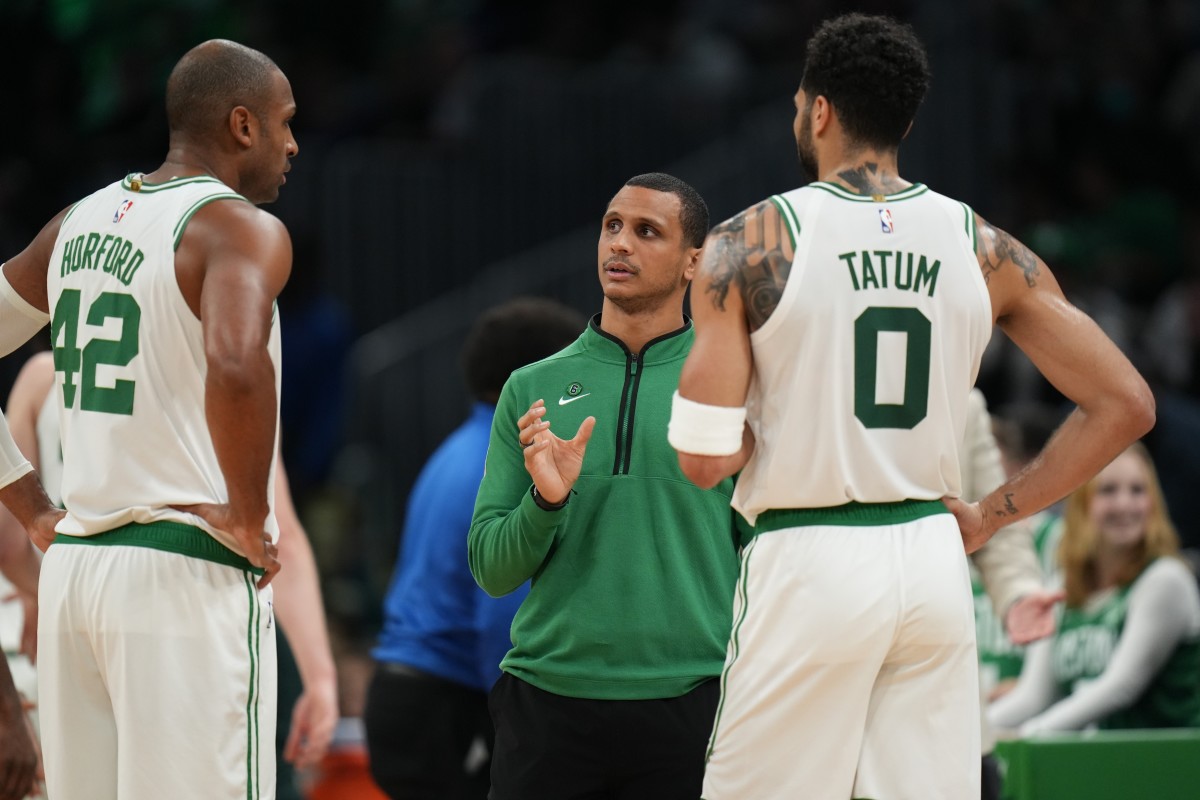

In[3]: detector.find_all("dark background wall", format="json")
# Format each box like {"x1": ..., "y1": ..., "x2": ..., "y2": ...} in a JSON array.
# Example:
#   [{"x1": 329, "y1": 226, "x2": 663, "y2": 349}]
[{"x1": 2, "y1": 0, "x2": 1199, "y2": 631}]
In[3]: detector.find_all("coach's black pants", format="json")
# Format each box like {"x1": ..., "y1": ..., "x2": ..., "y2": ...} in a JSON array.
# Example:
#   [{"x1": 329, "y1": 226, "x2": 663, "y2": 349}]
[
  {"x1": 488, "y1": 672, "x2": 720, "y2": 800},
  {"x1": 364, "y1": 662, "x2": 493, "y2": 800}
]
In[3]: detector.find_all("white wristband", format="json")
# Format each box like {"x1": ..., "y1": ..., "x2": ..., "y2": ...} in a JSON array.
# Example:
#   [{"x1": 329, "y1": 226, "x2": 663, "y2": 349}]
[
  {"x1": 0, "y1": 404, "x2": 32, "y2": 490},
  {"x1": 0, "y1": 266, "x2": 50, "y2": 359},
  {"x1": 668, "y1": 390, "x2": 746, "y2": 457}
]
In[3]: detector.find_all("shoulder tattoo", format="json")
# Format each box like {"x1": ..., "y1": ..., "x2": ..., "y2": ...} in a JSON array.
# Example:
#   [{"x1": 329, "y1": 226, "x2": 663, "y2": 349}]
[
  {"x1": 701, "y1": 201, "x2": 795, "y2": 332},
  {"x1": 977, "y1": 217, "x2": 1041, "y2": 288}
]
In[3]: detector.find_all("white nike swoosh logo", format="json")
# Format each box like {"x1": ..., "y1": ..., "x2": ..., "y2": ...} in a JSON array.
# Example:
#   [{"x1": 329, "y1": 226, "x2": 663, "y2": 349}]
[{"x1": 558, "y1": 393, "x2": 591, "y2": 406}]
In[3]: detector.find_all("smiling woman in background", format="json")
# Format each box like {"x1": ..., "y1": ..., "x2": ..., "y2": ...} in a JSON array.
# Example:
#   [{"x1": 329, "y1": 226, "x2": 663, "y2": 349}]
[{"x1": 988, "y1": 442, "x2": 1200, "y2": 734}]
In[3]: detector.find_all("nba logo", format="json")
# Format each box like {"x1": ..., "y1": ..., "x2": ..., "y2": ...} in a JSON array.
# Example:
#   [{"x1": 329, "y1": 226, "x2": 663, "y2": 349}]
[
  {"x1": 879, "y1": 208, "x2": 895, "y2": 234},
  {"x1": 113, "y1": 200, "x2": 134, "y2": 223}
]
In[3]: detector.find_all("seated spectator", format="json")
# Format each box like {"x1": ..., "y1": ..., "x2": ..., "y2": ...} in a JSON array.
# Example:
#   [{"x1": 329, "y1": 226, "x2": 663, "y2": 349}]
[{"x1": 988, "y1": 443, "x2": 1200, "y2": 734}]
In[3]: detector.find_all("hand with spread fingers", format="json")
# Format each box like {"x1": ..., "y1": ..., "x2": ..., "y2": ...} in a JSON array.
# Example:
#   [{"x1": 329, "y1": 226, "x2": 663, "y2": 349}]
[
  {"x1": 1005, "y1": 589, "x2": 1066, "y2": 646},
  {"x1": 518, "y1": 399, "x2": 595, "y2": 505}
]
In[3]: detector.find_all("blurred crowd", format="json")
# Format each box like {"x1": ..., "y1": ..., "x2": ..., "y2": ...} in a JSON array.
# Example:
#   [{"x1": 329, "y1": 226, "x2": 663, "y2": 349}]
[{"x1": 1, "y1": 1, "x2": 1200, "y2": 795}]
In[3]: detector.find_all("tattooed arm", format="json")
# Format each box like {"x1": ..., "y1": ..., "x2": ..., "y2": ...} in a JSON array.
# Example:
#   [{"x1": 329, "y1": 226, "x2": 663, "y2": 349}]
[
  {"x1": 674, "y1": 200, "x2": 795, "y2": 487},
  {"x1": 946, "y1": 214, "x2": 1155, "y2": 553}
]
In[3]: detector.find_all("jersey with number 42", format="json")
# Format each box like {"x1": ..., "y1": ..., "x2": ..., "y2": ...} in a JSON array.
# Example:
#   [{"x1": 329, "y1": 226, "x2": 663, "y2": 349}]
[
  {"x1": 732, "y1": 183, "x2": 992, "y2": 524},
  {"x1": 45, "y1": 174, "x2": 282, "y2": 553}
]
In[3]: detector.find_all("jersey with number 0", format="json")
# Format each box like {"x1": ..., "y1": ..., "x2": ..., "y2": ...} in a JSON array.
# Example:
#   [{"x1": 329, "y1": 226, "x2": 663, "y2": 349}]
[
  {"x1": 733, "y1": 182, "x2": 992, "y2": 524},
  {"x1": 45, "y1": 174, "x2": 281, "y2": 554}
]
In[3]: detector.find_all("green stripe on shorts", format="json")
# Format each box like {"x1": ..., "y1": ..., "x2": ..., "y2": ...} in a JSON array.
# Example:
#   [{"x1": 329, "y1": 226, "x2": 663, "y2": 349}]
[
  {"x1": 243, "y1": 571, "x2": 261, "y2": 800},
  {"x1": 754, "y1": 499, "x2": 948, "y2": 536},
  {"x1": 53, "y1": 521, "x2": 264, "y2": 575}
]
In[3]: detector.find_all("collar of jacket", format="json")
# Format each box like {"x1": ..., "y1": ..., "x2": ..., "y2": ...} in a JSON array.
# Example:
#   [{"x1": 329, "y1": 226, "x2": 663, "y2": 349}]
[{"x1": 582, "y1": 313, "x2": 693, "y2": 365}]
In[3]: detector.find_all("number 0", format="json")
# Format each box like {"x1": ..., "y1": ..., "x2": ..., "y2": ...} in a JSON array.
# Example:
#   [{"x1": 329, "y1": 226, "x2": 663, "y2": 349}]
[{"x1": 853, "y1": 307, "x2": 931, "y2": 429}]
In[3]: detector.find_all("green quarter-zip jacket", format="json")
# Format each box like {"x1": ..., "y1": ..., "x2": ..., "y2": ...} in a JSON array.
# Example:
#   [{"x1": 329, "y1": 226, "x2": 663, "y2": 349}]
[{"x1": 468, "y1": 315, "x2": 739, "y2": 700}]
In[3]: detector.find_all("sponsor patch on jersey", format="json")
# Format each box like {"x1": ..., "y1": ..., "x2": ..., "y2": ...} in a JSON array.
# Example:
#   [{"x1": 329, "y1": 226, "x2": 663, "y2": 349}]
[
  {"x1": 879, "y1": 208, "x2": 895, "y2": 234},
  {"x1": 113, "y1": 199, "x2": 134, "y2": 223}
]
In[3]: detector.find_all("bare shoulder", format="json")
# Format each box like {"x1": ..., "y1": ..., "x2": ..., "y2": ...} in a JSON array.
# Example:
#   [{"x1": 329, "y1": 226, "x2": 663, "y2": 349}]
[
  {"x1": 2, "y1": 205, "x2": 74, "y2": 314},
  {"x1": 973, "y1": 212, "x2": 1066, "y2": 320},
  {"x1": 699, "y1": 199, "x2": 795, "y2": 332},
  {"x1": 177, "y1": 200, "x2": 292, "y2": 315},
  {"x1": 188, "y1": 199, "x2": 291, "y2": 255},
  {"x1": 973, "y1": 213, "x2": 1044, "y2": 287}
]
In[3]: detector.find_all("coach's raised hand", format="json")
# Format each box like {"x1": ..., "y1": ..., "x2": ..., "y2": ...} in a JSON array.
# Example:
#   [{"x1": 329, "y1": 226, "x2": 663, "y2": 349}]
[{"x1": 517, "y1": 399, "x2": 595, "y2": 506}]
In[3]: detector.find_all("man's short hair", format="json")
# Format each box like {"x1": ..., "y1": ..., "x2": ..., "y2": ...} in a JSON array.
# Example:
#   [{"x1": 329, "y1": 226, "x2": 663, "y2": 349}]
[
  {"x1": 800, "y1": 14, "x2": 931, "y2": 151},
  {"x1": 461, "y1": 297, "x2": 587, "y2": 402},
  {"x1": 622, "y1": 173, "x2": 710, "y2": 249},
  {"x1": 166, "y1": 39, "x2": 280, "y2": 137}
]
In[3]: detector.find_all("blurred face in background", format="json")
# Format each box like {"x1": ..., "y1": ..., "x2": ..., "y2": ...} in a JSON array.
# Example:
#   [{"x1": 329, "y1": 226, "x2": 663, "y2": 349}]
[
  {"x1": 597, "y1": 186, "x2": 696, "y2": 315},
  {"x1": 1088, "y1": 450, "x2": 1153, "y2": 551}
]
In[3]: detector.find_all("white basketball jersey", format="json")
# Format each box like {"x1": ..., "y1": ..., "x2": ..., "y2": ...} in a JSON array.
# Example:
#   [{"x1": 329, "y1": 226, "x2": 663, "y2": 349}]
[
  {"x1": 732, "y1": 182, "x2": 992, "y2": 524},
  {"x1": 45, "y1": 174, "x2": 281, "y2": 553}
]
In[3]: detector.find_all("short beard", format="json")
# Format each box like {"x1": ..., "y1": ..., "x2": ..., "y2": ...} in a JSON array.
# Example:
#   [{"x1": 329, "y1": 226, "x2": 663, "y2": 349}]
[
  {"x1": 604, "y1": 286, "x2": 672, "y2": 314},
  {"x1": 603, "y1": 283, "x2": 682, "y2": 317},
  {"x1": 796, "y1": 112, "x2": 818, "y2": 180}
]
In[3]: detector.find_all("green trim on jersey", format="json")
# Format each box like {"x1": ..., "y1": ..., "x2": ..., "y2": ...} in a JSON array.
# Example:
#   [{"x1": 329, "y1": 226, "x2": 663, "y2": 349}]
[
  {"x1": 121, "y1": 173, "x2": 227, "y2": 193},
  {"x1": 53, "y1": 522, "x2": 265, "y2": 575},
  {"x1": 808, "y1": 182, "x2": 929, "y2": 202},
  {"x1": 60, "y1": 201, "x2": 82, "y2": 226},
  {"x1": 754, "y1": 499, "x2": 947, "y2": 536},
  {"x1": 769, "y1": 195, "x2": 800, "y2": 249},
  {"x1": 173, "y1": 193, "x2": 246, "y2": 249},
  {"x1": 961, "y1": 202, "x2": 978, "y2": 251}
]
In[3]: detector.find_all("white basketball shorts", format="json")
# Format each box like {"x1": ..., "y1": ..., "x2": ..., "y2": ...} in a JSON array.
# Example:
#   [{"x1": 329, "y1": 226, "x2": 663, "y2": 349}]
[{"x1": 703, "y1": 501, "x2": 980, "y2": 800}]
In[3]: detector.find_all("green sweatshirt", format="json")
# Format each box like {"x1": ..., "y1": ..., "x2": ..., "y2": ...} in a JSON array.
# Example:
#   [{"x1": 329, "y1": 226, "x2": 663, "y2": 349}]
[{"x1": 468, "y1": 316, "x2": 739, "y2": 700}]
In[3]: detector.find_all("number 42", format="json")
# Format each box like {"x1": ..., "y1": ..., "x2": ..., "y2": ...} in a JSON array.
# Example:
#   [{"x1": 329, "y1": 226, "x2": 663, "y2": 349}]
[{"x1": 51, "y1": 288, "x2": 141, "y2": 415}]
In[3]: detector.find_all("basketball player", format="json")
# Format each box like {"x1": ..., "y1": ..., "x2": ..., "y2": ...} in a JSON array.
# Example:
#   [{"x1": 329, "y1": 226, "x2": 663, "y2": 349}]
[
  {"x1": 0, "y1": 39, "x2": 297, "y2": 799},
  {"x1": 668, "y1": 14, "x2": 1155, "y2": 799},
  {"x1": 0, "y1": 349, "x2": 338, "y2": 777}
]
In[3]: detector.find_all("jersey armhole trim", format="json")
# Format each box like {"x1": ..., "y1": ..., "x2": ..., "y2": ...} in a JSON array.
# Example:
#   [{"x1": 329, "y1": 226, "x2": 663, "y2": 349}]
[
  {"x1": 61, "y1": 202, "x2": 82, "y2": 226},
  {"x1": 768, "y1": 195, "x2": 800, "y2": 250},
  {"x1": 961, "y1": 202, "x2": 978, "y2": 253},
  {"x1": 172, "y1": 193, "x2": 246, "y2": 250}
]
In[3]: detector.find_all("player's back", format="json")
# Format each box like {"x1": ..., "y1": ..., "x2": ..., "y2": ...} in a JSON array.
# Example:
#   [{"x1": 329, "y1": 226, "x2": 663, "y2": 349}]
[
  {"x1": 45, "y1": 174, "x2": 281, "y2": 553},
  {"x1": 733, "y1": 182, "x2": 991, "y2": 523}
]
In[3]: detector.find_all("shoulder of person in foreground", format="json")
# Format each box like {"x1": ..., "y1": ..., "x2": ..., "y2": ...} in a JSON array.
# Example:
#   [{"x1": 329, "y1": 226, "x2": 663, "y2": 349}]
[{"x1": 673, "y1": 199, "x2": 790, "y2": 489}]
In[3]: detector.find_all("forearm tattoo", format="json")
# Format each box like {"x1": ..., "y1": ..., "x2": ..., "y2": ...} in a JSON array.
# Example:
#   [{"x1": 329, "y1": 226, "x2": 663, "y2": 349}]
[
  {"x1": 702, "y1": 201, "x2": 795, "y2": 332},
  {"x1": 977, "y1": 217, "x2": 1041, "y2": 287},
  {"x1": 992, "y1": 492, "x2": 1020, "y2": 518}
]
